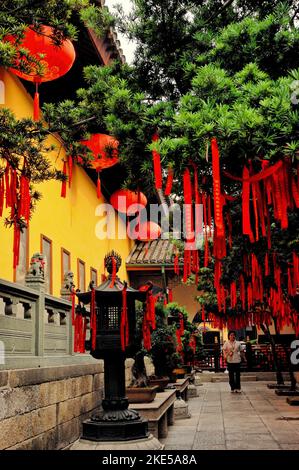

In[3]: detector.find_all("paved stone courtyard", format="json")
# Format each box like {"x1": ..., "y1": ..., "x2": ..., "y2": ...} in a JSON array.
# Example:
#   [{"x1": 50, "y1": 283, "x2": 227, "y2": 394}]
[{"x1": 161, "y1": 381, "x2": 299, "y2": 450}]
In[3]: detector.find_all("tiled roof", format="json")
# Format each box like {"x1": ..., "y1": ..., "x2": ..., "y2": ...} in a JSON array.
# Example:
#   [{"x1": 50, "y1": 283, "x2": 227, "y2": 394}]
[{"x1": 126, "y1": 240, "x2": 179, "y2": 266}]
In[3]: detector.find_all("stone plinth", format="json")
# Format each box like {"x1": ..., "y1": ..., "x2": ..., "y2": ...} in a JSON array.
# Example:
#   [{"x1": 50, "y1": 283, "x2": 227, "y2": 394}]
[
  {"x1": 188, "y1": 383, "x2": 199, "y2": 398},
  {"x1": 174, "y1": 398, "x2": 191, "y2": 420},
  {"x1": 70, "y1": 433, "x2": 163, "y2": 450}
]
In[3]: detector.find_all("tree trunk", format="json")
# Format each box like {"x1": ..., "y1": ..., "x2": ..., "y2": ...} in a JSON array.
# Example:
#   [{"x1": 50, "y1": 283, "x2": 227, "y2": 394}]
[{"x1": 260, "y1": 323, "x2": 284, "y2": 385}]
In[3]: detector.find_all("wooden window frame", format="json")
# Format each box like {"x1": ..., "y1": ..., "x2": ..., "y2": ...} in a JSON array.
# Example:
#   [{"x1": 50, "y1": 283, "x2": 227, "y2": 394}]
[
  {"x1": 61, "y1": 248, "x2": 71, "y2": 284},
  {"x1": 13, "y1": 225, "x2": 29, "y2": 283},
  {"x1": 77, "y1": 258, "x2": 86, "y2": 293},
  {"x1": 40, "y1": 234, "x2": 53, "y2": 294},
  {"x1": 90, "y1": 267, "x2": 98, "y2": 287}
]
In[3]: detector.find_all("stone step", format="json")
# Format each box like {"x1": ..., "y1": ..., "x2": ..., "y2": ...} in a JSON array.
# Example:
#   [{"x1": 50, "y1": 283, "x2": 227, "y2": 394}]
[
  {"x1": 195, "y1": 374, "x2": 257, "y2": 384},
  {"x1": 287, "y1": 398, "x2": 299, "y2": 406},
  {"x1": 275, "y1": 390, "x2": 299, "y2": 397},
  {"x1": 212, "y1": 375, "x2": 257, "y2": 383}
]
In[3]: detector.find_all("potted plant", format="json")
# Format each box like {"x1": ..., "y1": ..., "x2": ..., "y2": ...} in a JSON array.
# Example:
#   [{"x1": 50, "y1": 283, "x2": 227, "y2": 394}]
[
  {"x1": 150, "y1": 325, "x2": 182, "y2": 383},
  {"x1": 126, "y1": 350, "x2": 159, "y2": 403},
  {"x1": 125, "y1": 302, "x2": 159, "y2": 402}
]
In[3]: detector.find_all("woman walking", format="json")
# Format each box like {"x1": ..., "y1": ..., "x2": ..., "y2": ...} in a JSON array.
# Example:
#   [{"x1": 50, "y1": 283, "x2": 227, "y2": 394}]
[{"x1": 223, "y1": 330, "x2": 246, "y2": 393}]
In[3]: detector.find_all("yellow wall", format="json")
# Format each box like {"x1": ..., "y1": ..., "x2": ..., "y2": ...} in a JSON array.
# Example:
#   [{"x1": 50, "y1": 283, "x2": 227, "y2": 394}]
[{"x1": 0, "y1": 68, "x2": 132, "y2": 296}]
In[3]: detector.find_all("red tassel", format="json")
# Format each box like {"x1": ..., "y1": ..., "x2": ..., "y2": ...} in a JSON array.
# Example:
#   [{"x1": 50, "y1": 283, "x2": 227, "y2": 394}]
[
  {"x1": 183, "y1": 168, "x2": 194, "y2": 243},
  {"x1": 33, "y1": 90, "x2": 40, "y2": 121},
  {"x1": 68, "y1": 155, "x2": 73, "y2": 188},
  {"x1": 61, "y1": 161, "x2": 67, "y2": 198},
  {"x1": 5, "y1": 163, "x2": 11, "y2": 208},
  {"x1": 71, "y1": 289, "x2": 75, "y2": 326},
  {"x1": 10, "y1": 167, "x2": 17, "y2": 209},
  {"x1": 211, "y1": 138, "x2": 224, "y2": 237},
  {"x1": 242, "y1": 166, "x2": 254, "y2": 242},
  {"x1": 97, "y1": 173, "x2": 101, "y2": 199},
  {"x1": 291, "y1": 176, "x2": 299, "y2": 208},
  {"x1": 81, "y1": 317, "x2": 87, "y2": 353},
  {"x1": 90, "y1": 287, "x2": 96, "y2": 350},
  {"x1": 152, "y1": 133, "x2": 162, "y2": 190},
  {"x1": 278, "y1": 167, "x2": 288, "y2": 229},
  {"x1": 109, "y1": 256, "x2": 117, "y2": 287},
  {"x1": 165, "y1": 166, "x2": 174, "y2": 196},
  {"x1": 19, "y1": 174, "x2": 30, "y2": 223},
  {"x1": 293, "y1": 252, "x2": 299, "y2": 289},
  {"x1": 193, "y1": 165, "x2": 202, "y2": 240},
  {"x1": 120, "y1": 285, "x2": 128, "y2": 351},
  {"x1": 251, "y1": 182, "x2": 259, "y2": 241},
  {"x1": 168, "y1": 288, "x2": 173, "y2": 302},
  {"x1": 0, "y1": 175, "x2": 4, "y2": 217}
]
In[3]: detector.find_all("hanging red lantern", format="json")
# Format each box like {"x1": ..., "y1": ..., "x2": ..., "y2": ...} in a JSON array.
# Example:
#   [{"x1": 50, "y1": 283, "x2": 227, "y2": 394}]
[
  {"x1": 80, "y1": 133, "x2": 119, "y2": 199},
  {"x1": 110, "y1": 189, "x2": 147, "y2": 215},
  {"x1": 80, "y1": 134, "x2": 119, "y2": 171},
  {"x1": 136, "y1": 221, "x2": 161, "y2": 241},
  {"x1": 7, "y1": 25, "x2": 76, "y2": 120}
]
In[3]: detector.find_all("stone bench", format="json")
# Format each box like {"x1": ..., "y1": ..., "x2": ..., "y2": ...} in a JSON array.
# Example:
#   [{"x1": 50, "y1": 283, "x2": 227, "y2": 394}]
[{"x1": 128, "y1": 389, "x2": 176, "y2": 439}]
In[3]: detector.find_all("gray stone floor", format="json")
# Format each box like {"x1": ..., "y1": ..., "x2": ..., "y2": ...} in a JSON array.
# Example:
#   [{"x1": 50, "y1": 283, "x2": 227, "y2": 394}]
[{"x1": 160, "y1": 381, "x2": 299, "y2": 450}]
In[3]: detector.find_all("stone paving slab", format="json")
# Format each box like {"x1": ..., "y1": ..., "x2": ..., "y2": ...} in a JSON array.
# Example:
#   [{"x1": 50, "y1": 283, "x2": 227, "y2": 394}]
[{"x1": 161, "y1": 381, "x2": 299, "y2": 450}]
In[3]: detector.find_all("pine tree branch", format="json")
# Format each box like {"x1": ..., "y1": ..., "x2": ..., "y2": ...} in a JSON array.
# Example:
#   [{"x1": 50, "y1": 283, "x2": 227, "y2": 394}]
[
  {"x1": 2, "y1": 0, "x2": 44, "y2": 16},
  {"x1": 205, "y1": 0, "x2": 235, "y2": 24}
]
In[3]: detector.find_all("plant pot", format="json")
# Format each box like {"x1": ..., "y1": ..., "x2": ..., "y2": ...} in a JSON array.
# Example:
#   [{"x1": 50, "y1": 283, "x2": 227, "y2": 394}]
[
  {"x1": 126, "y1": 386, "x2": 159, "y2": 404},
  {"x1": 182, "y1": 365, "x2": 192, "y2": 374},
  {"x1": 148, "y1": 376, "x2": 170, "y2": 392},
  {"x1": 172, "y1": 368, "x2": 186, "y2": 379}
]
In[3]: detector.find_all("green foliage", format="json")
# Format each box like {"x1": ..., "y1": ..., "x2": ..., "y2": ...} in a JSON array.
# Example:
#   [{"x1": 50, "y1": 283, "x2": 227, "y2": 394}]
[{"x1": 150, "y1": 324, "x2": 181, "y2": 377}]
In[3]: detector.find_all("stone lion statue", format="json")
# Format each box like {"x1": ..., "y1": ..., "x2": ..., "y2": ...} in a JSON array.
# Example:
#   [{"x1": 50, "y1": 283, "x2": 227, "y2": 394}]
[
  {"x1": 63, "y1": 271, "x2": 75, "y2": 291},
  {"x1": 29, "y1": 253, "x2": 46, "y2": 278}
]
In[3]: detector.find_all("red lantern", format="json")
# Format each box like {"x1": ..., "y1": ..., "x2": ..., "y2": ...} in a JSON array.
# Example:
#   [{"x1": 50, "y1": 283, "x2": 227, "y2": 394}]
[
  {"x1": 110, "y1": 189, "x2": 147, "y2": 215},
  {"x1": 80, "y1": 133, "x2": 119, "y2": 199},
  {"x1": 135, "y1": 221, "x2": 161, "y2": 241},
  {"x1": 80, "y1": 134, "x2": 119, "y2": 171},
  {"x1": 7, "y1": 25, "x2": 76, "y2": 120}
]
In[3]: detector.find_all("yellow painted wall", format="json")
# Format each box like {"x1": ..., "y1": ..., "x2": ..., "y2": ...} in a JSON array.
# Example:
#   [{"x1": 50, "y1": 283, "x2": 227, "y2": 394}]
[{"x1": 0, "y1": 68, "x2": 132, "y2": 296}]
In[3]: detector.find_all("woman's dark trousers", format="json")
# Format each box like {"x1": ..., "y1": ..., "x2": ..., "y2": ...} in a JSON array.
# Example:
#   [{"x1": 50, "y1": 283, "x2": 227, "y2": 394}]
[{"x1": 227, "y1": 363, "x2": 241, "y2": 390}]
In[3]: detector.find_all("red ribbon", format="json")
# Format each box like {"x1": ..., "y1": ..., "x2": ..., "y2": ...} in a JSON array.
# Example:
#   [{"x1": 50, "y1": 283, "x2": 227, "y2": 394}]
[
  {"x1": 68, "y1": 155, "x2": 73, "y2": 188},
  {"x1": 152, "y1": 133, "x2": 162, "y2": 190},
  {"x1": 109, "y1": 257, "x2": 117, "y2": 287},
  {"x1": 211, "y1": 138, "x2": 224, "y2": 238},
  {"x1": 90, "y1": 287, "x2": 96, "y2": 350},
  {"x1": 242, "y1": 166, "x2": 254, "y2": 242},
  {"x1": 61, "y1": 161, "x2": 67, "y2": 198},
  {"x1": 120, "y1": 285, "x2": 129, "y2": 351},
  {"x1": 33, "y1": 88, "x2": 40, "y2": 121},
  {"x1": 165, "y1": 166, "x2": 174, "y2": 196}
]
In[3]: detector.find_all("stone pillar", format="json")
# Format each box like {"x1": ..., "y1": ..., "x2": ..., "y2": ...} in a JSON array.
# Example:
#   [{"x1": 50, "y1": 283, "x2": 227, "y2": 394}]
[
  {"x1": 60, "y1": 271, "x2": 75, "y2": 355},
  {"x1": 158, "y1": 413, "x2": 168, "y2": 439},
  {"x1": 167, "y1": 403, "x2": 174, "y2": 426},
  {"x1": 25, "y1": 253, "x2": 46, "y2": 357}
]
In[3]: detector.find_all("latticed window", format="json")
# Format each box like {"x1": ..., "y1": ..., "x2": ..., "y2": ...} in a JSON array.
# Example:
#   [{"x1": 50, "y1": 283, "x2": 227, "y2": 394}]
[{"x1": 97, "y1": 304, "x2": 121, "y2": 331}]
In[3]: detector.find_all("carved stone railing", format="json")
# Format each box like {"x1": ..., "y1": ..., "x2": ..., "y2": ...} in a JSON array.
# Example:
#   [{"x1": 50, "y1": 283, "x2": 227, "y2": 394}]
[
  {"x1": 0, "y1": 279, "x2": 39, "y2": 358},
  {"x1": 0, "y1": 277, "x2": 83, "y2": 369}
]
